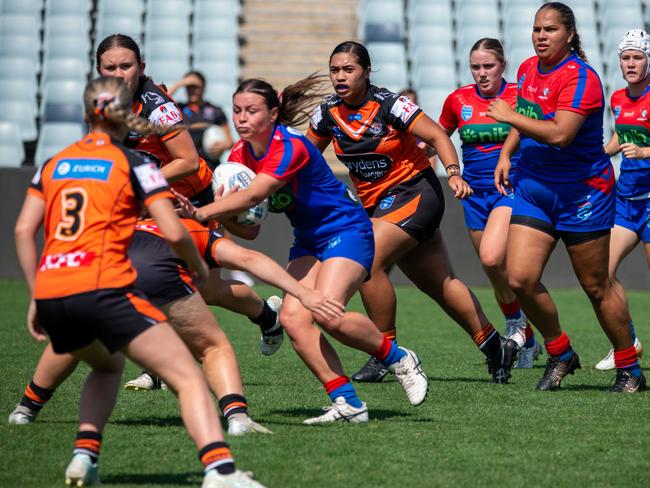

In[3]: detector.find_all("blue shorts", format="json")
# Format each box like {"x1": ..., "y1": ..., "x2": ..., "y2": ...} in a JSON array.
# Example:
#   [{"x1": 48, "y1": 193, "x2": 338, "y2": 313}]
[
  {"x1": 289, "y1": 227, "x2": 375, "y2": 277},
  {"x1": 462, "y1": 186, "x2": 514, "y2": 231},
  {"x1": 512, "y1": 167, "x2": 615, "y2": 234},
  {"x1": 615, "y1": 193, "x2": 650, "y2": 243}
]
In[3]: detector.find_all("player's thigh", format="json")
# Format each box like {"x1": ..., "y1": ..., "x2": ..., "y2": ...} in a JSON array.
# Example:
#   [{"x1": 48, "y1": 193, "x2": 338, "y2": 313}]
[
  {"x1": 609, "y1": 225, "x2": 639, "y2": 276},
  {"x1": 506, "y1": 224, "x2": 557, "y2": 287}
]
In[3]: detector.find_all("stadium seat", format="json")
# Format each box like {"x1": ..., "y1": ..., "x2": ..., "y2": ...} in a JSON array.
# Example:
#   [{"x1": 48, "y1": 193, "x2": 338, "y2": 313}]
[
  {"x1": 95, "y1": 16, "x2": 144, "y2": 42},
  {"x1": 417, "y1": 87, "x2": 452, "y2": 123},
  {"x1": 192, "y1": 60, "x2": 239, "y2": 85},
  {"x1": 193, "y1": 18, "x2": 239, "y2": 41},
  {"x1": 44, "y1": 14, "x2": 91, "y2": 38},
  {"x1": 40, "y1": 80, "x2": 85, "y2": 115},
  {"x1": 43, "y1": 36, "x2": 91, "y2": 60},
  {"x1": 409, "y1": 44, "x2": 455, "y2": 73},
  {"x1": 42, "y1": 102, "x2": 84, "y2": 124},
  {"x1": 145, "y1": 39, "x2": 190, "y2": 62},
  {"x1": 194, "y1": 0, "x2": 240, "y2": 20},
  {"x1": 146, "y1": 0, "x2": 191, "y2": 20},
  {"x1": 0, "y1": 79, "x2": 38, "y2": 103},
  {"x1": 145, "y1": 17, "x2": 190, "y2": 40},
  {"x1": 413, "y1": 64, "x2": 457, "y2": 91},
  {"x1": 35, "y1": 122, "x2": 85, "y2": 166},
  {"x1": 360, "y1": 0, "x2": 404, "y2": 25},
  {"x1": 0, "y1": 57, "x2": 38, "y2": 81},
  {"x1": 98, "y1": 0, "x2": 145, "y2": 17},
  {"x1": 193, "y1": 39, "x2": 239, "y2": 64},
  {"x1": 204, "y1": 82, "x2": 237, "y2": 110},
  {"x1": 0, "y1": 121, "x2": 25, "y2": 167},
  {"x1": 45, "y1": 0, "x2": 92, "y2": 15},
  {"x1": 0, "y1": 101, "x2": 38, "y2": 140},
  {"x1": 146, "y1": 58, "x2": 190, "y2": 87},
  {"x1": 408, "y1": 3, "x2": 452, "y2": 28},
  {"x1": 457, "y1": 30, "x2": 502, "y2": 59},
  {"x1": 0, "y1": 14, "x2": 41, "y2": 37},
  {"x1": 457, "y1": 5, "x2": 500, "y2": 29},
  {"x1": 1, "y1": 0, "x2": 42, "y2": 15},
  {"x1": 367, "y1": 42, "x2": 407, "y2": 65},
  {"x1": 40, "y1": 58, "x2": 89, "y2": 91},
  {"x1": 0, "y1": 35, "x2": 40, "y2": 63},
  {"x1": 364, "y1": 22, "x2": 404, "y2": 43},
  {"x1": 372, "y1": 63, "x2": 408, "y2": 92}
]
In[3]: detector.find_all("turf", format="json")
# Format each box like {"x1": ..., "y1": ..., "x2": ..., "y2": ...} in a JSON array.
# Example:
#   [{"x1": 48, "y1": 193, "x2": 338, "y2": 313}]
[{"x1": 1, "y1": 279, "x2": 649, "y2": 487}]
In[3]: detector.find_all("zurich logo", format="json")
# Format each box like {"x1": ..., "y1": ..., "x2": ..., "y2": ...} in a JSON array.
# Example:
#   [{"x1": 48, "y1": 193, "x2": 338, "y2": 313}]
[
  {"x1": 347, "y1": 113, "x2": 363, "y2": 122},
  {"x1": 461, "y1": 105, "x2": 473, "y2": 121},
  {"x1": 56, "y1": 161, "x2": 71, "y2": 176},
  {"x1": 379, "y1": 195, "x2": 395, "y2": 210},
  {"x1": 614, "y1": 106, "x2": 621, "y2": 119}
]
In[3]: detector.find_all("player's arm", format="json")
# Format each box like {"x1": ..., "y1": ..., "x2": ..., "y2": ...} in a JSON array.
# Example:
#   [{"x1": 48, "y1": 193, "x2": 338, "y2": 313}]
[
  {"x1": 605, "y1": 131, "x2": 620, "y2": 156},
  {"x1": 147, "y1": 197, "x2": 209, "y2": 284},
  {"x1": 494, "y1": 128, "x2": 521, "y2": 196},
  {"x1": 159, "y1": 130, "x2": 201, "y2": 183},
  {"x1": 305, "y1": 132, "x2": 331, "y2": 152},
  {"x1": 15, "y1": 194, "x2": 45, "y2": 295},
  {"x1": 213, "y1": 239, "x2": 345, "y2": 319},
  {"x1": 411, "y1": 115, "x2": 472, "y2": 199},
  {"x1": 220, "y1": 219, "x2": 260, "y2": 240},
  {"x1": 191, "y1": 173, "x2": 284, "y2": 223}
]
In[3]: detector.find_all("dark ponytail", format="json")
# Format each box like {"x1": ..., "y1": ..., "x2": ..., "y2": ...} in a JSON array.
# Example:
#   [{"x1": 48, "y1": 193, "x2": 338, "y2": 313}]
[{"x1": 538, "y1": 2, "x2": 587, "y2": 61}]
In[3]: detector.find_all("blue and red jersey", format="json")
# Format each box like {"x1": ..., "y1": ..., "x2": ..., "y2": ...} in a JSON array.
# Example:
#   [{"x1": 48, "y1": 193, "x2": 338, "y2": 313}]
[
  {"x1": 610, "y1": 86, "x2": 650, "y2": 198},
  {"x1": 228, "y1": 124, "x2": 369, "y2": 244},
  {"x1": 515, "y1": 54, "x2": 610, "y2": 182},
  {"x1": 439, "y1": 81, "x2": 519, "y2": 188}
]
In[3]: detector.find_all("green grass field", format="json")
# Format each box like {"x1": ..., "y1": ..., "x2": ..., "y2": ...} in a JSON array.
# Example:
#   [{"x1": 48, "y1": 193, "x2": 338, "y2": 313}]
[{"x1": 1, "y1": 279, "x2": 649, "y2": 487}]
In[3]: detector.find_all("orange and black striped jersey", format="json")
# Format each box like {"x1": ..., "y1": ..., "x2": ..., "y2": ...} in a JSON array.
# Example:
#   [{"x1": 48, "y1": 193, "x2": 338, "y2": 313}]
[
  {"x1": 308, "y1": 85, "x2": 431, "y2": 208},
  {"x1": 29, "y1": 132, "x2": 173, "y2": 299},
  {"x1": 126, "y1": 77, "x2": 213, "y2": 198},
  {"x1": 135, "y1": 218, "x2": 226, "y2": 268}
]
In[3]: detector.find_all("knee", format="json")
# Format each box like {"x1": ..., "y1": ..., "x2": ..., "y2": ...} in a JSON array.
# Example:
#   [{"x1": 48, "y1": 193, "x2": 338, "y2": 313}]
[
  {"x1": 479, "y1": 248, "x2": 504, "y2": 273},
  {"x1": 313, "y1": 314, "x2": 344, "y2": 335},
  {"x1": 279, "y1": 308, "x2": 307, "y2": 338},
  {"x1": 507, "y1": 271, "x2": 536, "y2": 296},
  {"x1": 580, "y1": 279, "x2": 609, "y2": 304}
]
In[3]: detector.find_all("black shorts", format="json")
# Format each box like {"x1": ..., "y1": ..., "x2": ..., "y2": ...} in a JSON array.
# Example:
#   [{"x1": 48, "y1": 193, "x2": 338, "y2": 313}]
[
  {"x1": 191, "y1": 184, "x2": 215, "y2": 207},
  {"x1": 36, "y1": 287, "x2": 166, "y2": 354},
  {"x1": 129, "y1": 231, "x2": 197, "y2": 308},
  {"x1": 367, "y1": 167, "x2": 445, "y2": 241}
]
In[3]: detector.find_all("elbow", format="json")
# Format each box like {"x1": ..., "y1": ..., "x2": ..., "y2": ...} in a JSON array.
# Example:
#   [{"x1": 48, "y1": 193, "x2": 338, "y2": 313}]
[
  {"x1": 549, "y1": 132, "x2": 575, "y2": 148},
  {"x1": 187, "y1": 154, "x2": 200, "y2": 173},
  {"x1": 14, "y1": 222, "x2": 35, "y2": 243},
  {"x1": 164, "y1": 226, "x2": 189, "y2": 246}
]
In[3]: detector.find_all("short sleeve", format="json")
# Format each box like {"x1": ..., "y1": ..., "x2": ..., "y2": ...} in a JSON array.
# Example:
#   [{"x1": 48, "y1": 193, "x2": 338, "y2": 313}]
[
  {"x1": 384, "y1": 93, "x2": 425, "y2": 132},
  {"x1": 556, "y1": 66, "x2": 603, "y2": 115},
  {"x1": 126, "y1": 149, "x2": 173, "y2": 205},
  {"x1": 308, "y1": 103, "x2": 332, "y2": 141},
  {"x1": 438, "y1": 92, "x2": 458, "y2": 132},
  {"x1": 517, "y1": 57, "x2": 536, "y2": 86},
  {"x1": 27, "y1": 161, "x2": 48, "y2": 199},
  {"x1": 258, "y1": 139, "x2": 310, "y2": 182}
]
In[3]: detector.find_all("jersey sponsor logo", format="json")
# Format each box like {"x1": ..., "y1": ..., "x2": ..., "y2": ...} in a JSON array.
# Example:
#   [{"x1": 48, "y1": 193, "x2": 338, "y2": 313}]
[
  {"x1": 390, "y1": 96, "x2": 419, "y2": 124},
  {"x1": 268, "y1": 187, "x2": 295, "y2": 213},
  {"x1": 516, "y1": 96, "x2": 543, "y2": 120},
  {"x1": 379, "y1": 195, "x2": 395, "y2": 209},
  {"x1": 460, "y1": 123, "x2": 510, "y2": 144},
  {"x1": 461, "y1": 105, "x2": 473, "y2": 121},
  {"x1": 142, "y1": 91, "x2": 165, "y2": 105},
  {"x1": 337, "y1": 153, "x2": 393, "y2": 182},
  {"x1": 310, "y1": 105, "x2": 323, "y2": 129},
  {"x1": 614, "y1": 106, "x2": 621, "y2": 119},
  {"x1": 133, "y1": 162, "x2": 168, "y2": 193},
  {"x1": 348, "y1": 113, "x2": 363, "y2": 122},
  {"x1": 39, "y1": 250, "x2": 96, "y2": 271},
  {"x1": 52, "y1": 159, "x2": 113, "y2": 181},
  {"x1": 150, "y1": 102, "x2": 182, "y2": 125},
  {"x1": 135, "y1": 222, "x2": 160, "y2": 233},
  {"x1": 616, "y1": 124, "x2": 650, "y2": 146}
]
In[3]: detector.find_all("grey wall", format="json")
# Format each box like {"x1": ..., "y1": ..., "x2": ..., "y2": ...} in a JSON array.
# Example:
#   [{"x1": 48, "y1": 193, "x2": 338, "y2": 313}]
[{"x1": 2, "y1": 167, "x2": 648, "y2": 289}]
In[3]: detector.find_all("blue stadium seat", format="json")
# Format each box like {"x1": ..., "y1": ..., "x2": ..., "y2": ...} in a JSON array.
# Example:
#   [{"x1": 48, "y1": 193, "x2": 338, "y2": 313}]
[
  {"x1": 417, "y1": 87, "x2": 452, "y2": 123},
  {"x1": 0, "y1": 101, "x2": 38, "y2": 140},
  {"x1": 42, "y1": 102, "x2": 84, "y2": 124},
  {"x1": 364, "y1": 22, "x2": 404, "y2": 43},
  {"x1": 457, "y1": 29, "x2": 502, "y2": 59},
  {"x1": 0, "y1": 79, "x2": 38, "y2": 103},
  {"x1": 145, "y1": 17, "x2": 190, "y2": 40},
  {"x1": 43, "y1": 35, "x2": 91, "y2": 60},
  {"x1": 40, "y1": 80, "x2": 85, "y2": 115},
  {"x1": 146, "y1": 58, "x2": 190, "y2": 87},
  {"x1": 98, "y1": 0, "x2": 145, "y2": 17},
  {"x1": 0, "y1": 121, "x2": 25, "y2": 167},
  {"x1": 96, "y1": 16, "x2": 144, "y2": 43},
  {"x1": 45, "y1": 0, "x2": 92, "y2": 15},
  {"x1": 0, "y1": 35, "x2": 41, "y2": 63},
  {"x1": 409, "y1": 44, "x2": 455, "y2": 73},
  {"x1": 0, "y1": 14, "x2": 41, "y2": 37},
  {"x1": 414, "y1": 64, "x2": 457, "y2": 91},
  {"x1": 372, "y1": 63, "x2": 408, "y2": 92},
  {"x1": 145, "y1": 39, "x2": 190, "y2": 62},
  {"x1": 408, "y1": 3, "x2": 452, "y2": 28},
  {"x1": 367, "y1": 42, "x2": 406, "y2": 64},
  {"x1": 193, "y1": 18, "x2": 239, "y2": 41},
  {"x1": 1, "y1": 0, "x2": 42, "y2": 15},
  {"x1": 204, "y1": 82, "x2": 237, "y2": 110},
  {"x1": 40, "y1": 58, "x2": 89, "y2": 91},
  {"x1": 44, "y1": 14, "x2": 91, "y2": 37},
  {"x1": 457, "y1": 5, "x2": 500, "y2": 29},
  {"x1": 0, "y1": 57, "x2": 38, "y2": 81},
  {"x1": 35, "y1": 122, "x2": 85, "y2": 166},
  {"x1": 192, "y1": 60, "x2": 239, "y2": 85},
  {"x1": 194, "y1": 0, "x2": 240, "y2": 20},
  {"x1": 146, "y1": 0, "x2": 191, "y2": 20},
  {"x1": 193, "y1": 39, "x2": 239, "y2": 64}
]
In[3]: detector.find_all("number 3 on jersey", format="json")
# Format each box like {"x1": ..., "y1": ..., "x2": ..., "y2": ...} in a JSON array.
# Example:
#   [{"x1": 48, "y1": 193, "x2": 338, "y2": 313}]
[{"x1": 55, "y1": 188, "x2": 88, "y2": 241}]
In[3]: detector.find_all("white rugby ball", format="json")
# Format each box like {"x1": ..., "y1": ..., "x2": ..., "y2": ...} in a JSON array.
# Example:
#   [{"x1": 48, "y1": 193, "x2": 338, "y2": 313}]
[
  {"x1": 212, "y1": 162, "x2": 268, "y2": 226},
  {"x1": 202, "y1": 125, "x2": 227, "y2": 152}
]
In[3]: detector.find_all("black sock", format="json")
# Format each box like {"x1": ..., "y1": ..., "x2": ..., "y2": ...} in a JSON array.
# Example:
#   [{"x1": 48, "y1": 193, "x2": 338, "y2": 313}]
[
  {"x1": 20, "y1": 380, "x2": 54, "y2": 412},
  {"x1": 218, "y1": 394, "x2": 248, "y2": 420},
  {"x1": 74, "y1": 431, "x2": 102, "y2": 464},
  {"x1": 250, "y1": 300, "x2": 277, "y2": 332},
  {"x1": 199, "y1": 441, "x2": 235, "y2": 475}
]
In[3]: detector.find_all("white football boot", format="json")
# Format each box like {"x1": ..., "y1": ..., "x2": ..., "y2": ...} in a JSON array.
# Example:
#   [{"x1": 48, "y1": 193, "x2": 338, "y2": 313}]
[
  {"x1": 505, "y1": 315, "x2": 527, "y2": 349},
  {"x1": 596, "y1": 338, "x2": 644, "y2": 371},
  {"x1": 64, "y1": 453, "x2": 100, "y2": 486},
  {"x1": 303, "y1": 396, "x2": 369, "y2": 425},
  {"x1": 123, "y1": 372, "x2": 167, "y2": 391},
  {"x1": 259, "y1": 296, "x2": 284, "y2": 356},
  {"x1": 8, "y1": 404, "x2": 38, "y2": 425},
  {"x1": 388, "y1": 347, "x2": 429, "y2": 406},
  {"x1": 202, "y1": 469, "x2": 266, "y2": 488},
  {"x1": 227, "y1": 413, "x2": 272, "y2": 436},
  {"x1": 515, "y1": 339, "x2": 542, "y2": 369}
]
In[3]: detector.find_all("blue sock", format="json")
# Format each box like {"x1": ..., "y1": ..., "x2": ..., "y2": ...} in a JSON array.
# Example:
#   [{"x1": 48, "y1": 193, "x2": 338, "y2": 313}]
[
  {"x1": 557, "y1": 347, "x2": 574, "y2": 362},
  {"x1": 379, "y1": 340, "x2": 406, "y2": 368},
  {"x1": 630, "y1": 320, "x2": 637, "y2": 342},
  {"x1": 328, "y1": 382, "x2": 362, "y2": 408},
  {"x1": 625, "y1": 363, "x2": 642, "y2": 378}
]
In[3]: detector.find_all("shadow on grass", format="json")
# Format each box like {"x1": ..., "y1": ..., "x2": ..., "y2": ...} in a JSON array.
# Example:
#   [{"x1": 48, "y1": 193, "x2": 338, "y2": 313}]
[
  {"x1": 102, "y1": 472, "x2": 199, "y2": 485},
  {"x1": 111, "y1": 415, "x2": 183, "y2": 427},
  {"x1": 429, "y1": 376, "x2": 493, "y2": 384}
]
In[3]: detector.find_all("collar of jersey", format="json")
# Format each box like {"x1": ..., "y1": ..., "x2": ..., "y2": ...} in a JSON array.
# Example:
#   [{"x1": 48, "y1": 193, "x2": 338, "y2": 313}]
[
  {"x1": 473, "y1": 78, "x2": 508, "y2": 99},
  {"x1": 537, "y1": 52, "x2": 578, "y2": 75},
  {"x1": 626, "y1": 81, "x2": 650, "y2": 100}
]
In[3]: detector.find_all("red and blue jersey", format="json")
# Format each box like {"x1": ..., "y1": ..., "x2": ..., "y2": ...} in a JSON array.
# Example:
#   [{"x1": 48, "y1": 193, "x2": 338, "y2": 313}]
[
  {"x1": 610, "y1": 86, "x2": 650, "y2": 198},
  {"x1": 228, "y1": 124, "x2": 370, "y2": 244},
  {"x1": 439, "y1": 81, "x2": 519, "y2": 188},
  {"x1": 515, "y1": 54, "x2": 610, "y2": 182}
]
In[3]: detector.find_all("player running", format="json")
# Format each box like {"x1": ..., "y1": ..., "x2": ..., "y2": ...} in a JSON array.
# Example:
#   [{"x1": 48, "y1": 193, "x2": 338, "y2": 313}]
[
  {"x1": 12, "y1": 75, "x2": 264, "y2": 487},
  {"x1": 487, "y1": 2, "x2": 645, "y2": 392},
  {"x1": 439, "y1": 38, "x2": 541, "y2": 368},
  {"x1": 595, "y1": 29, "x2": 650, "y2": 370},
  {"x1": 307, "y1": 41, "x2": 519, "y2": 384},
  {"x1": 176, "y1": 76, "x2": 430, "y2": 423}
]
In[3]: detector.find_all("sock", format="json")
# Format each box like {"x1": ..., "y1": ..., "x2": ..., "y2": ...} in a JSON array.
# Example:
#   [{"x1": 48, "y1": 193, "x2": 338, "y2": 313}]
[
  {"x1": 74, "y1": 431, "x2": 102, "y2": 464},
  {"x1": 324, "y1": 376, "x2": 362, "y2": 408},
  {"x1": 498, "y1": 299, "x2": 523, "y2": 320},
  {"x1": 614, "y1": 345, "x2": 641, "y2": 377},
  {"x1": 472, "y1": 323, "x2": 501, "y2": 359},
  {"x1": 199, "y1": 441, "x2": 235, "y2": 475},
  {"x1": 523, "y1": 324, "x2": 535, "y2": 348},
  {"x1": 383, "y1": 329, "x2": 397, "y2": 342},
  {"x1": 629, "y1": 319, "x2": 637, "y2": 342},
  {"x1": 19, "y1": 381, "x2": 54, "y2": 412},
  {"x1": 544, "y1": 332, "x2": 574, "y2": 361},
  {"x1": 250, "y1": 300, "x2": 277, "y2": 332},
  {"x1": 218, "y1": 394, "x2": 248, "y2": 421},
  {"x1": 373, "y1": 336, "x2": 406, "y2": 367}
]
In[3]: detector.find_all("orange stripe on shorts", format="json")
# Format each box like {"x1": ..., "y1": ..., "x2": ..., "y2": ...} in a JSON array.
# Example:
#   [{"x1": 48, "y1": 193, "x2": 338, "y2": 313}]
[
  {"x1": 379, "y1": 194, "x2": 421, "y2": 225},
  {"x1": 126, "y1": 292, "x2": 167, "y2": 322}
]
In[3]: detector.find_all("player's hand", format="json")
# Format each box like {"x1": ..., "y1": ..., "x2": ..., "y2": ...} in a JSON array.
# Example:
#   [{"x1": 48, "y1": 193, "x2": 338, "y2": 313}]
[
  {"x1": 447, "y1": 175, "x2": 473, "y2": 199},
  {"x1": 213, "y1": 183, "x2": 240, "y2": 201},
  {"x1": 487, "y1": 99, "x2": 514, "y2": 123},
  {"x1": 620, "y1": 143, "x2": 647, "y2": 159},
  {"x1": 494, "y1": 156, "x2": 512, "y2": 196},
  {"x1": 300, "y1": 288, "x2": 346, "y2": 320},
  {"x1": 27, "y1": 299, "x2": 46, "y2": 341},
  {"x1": 171, "y1": 189, "x2": 199, "y2": 220}
]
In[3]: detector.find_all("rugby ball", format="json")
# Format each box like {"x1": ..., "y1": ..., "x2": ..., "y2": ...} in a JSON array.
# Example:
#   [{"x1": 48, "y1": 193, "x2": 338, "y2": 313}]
[
  {"x1": 202, "y1": 125, "x2": 227, "y2": 152},
  {"x1": 212, "y1": 162, "x2": 268, "y2": 226}
]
